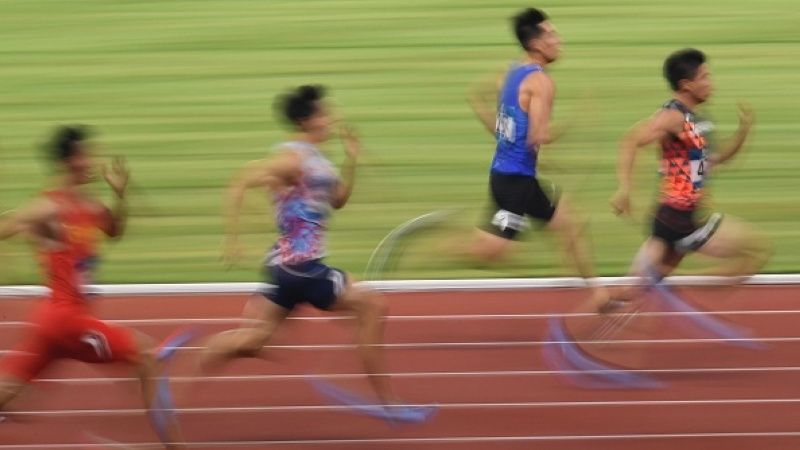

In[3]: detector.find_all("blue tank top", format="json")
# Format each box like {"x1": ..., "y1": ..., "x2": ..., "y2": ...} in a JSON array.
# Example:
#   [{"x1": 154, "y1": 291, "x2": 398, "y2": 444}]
[
  {"x1": 267, "y1": 141, "x2": 339, "y2": 266},
  {"x1": 491, "y1": 63, "x2": 544, "y2": 177}
]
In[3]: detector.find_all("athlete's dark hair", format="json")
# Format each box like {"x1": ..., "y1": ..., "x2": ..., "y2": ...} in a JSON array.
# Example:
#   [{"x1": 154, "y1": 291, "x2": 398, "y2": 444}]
[
  {"x1": 276, "y1": 85, "x2": 326, "y2": 126},
  {"x1": 663, "y1": 48, "x2": 706, "y2": 91},
  {"x1": 513, "y1": 8, "x2": 548, "y2": 51},
  {"x1": 48, "y1": 125, "x2": 90, "y2": 162}
]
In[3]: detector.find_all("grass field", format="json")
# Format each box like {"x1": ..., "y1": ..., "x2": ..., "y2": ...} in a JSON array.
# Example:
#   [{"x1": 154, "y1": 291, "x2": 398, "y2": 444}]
[{"x1": 1, "y1": 0, "x2": 798, "y2": 284}]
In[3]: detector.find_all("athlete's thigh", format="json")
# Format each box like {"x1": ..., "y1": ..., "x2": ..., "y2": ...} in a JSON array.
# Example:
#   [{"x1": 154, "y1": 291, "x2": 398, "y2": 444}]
[
  {"x1": 243, "y1": 293, "x2": 290, "y2": 325},
  {"x1": 696, "y1": 215, "x2": 761, "y2": 259},
  {"x1": 327, "y1": 275, "x2": 379, "y2": 316},
  {"x1": 253, "y1": 296, "x2": 291, "y2": 329},
  {"x1": 545, "y1": 192, "x2": 574, "y2": 232}
]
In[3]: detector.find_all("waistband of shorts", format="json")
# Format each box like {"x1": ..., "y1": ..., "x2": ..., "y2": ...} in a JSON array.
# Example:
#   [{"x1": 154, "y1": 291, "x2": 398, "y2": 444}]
[{"x1": 275, "y1": 259, "x2": 328, "y2": 277}]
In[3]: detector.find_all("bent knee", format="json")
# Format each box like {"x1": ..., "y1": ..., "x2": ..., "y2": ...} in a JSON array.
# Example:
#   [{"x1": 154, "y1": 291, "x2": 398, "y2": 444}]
[
  {"x1": 747, "y1": 239, "x2": 772, "y2": 271},
  {"x1": 367, "y1": 294, "x2": 388, "y2": 318},
  {"x1": 351, "y1": 289, "x2": 387, "y2": 316},
  {"x1": 338, "y1": 286, "x2": 386, "y2": 321}
]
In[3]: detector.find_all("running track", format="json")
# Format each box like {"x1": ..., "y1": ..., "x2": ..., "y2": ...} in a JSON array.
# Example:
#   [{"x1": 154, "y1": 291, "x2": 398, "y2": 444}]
[{"x1": 2, "y1": 284, "x2": 800, "y2": 449}]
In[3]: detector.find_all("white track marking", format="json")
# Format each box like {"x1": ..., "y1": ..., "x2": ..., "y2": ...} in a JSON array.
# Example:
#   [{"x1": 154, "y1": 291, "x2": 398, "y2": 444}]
[
  {"x1": 5, "y1": 432, "x2": 800, "y2": 449},
  {"x1": 1, "y1": 273, "x2": 799, "y2": 297},
  {"x1": 31, "y1": 365, "x2": 800, "y2": 384},
  {"x1": 12, "y1": 398, "x2": 800, "y2": 417},
  {"x1": 4, "y1": 308, "x2": 800, "y2": 327},
  {"x1": 2, "y1": 335, "x2": 800, "y2": 356}
]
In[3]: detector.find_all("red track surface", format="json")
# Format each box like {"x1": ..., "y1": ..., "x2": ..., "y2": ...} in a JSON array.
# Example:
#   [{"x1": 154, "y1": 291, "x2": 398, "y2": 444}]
[{"x1": 2, "y1": 285, "x2": 800, "y2": 449}]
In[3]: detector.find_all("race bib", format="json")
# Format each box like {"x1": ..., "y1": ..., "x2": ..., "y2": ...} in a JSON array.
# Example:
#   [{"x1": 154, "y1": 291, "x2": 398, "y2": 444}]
[
  {"x1": 495, "y1": 108, "x2": 516, "y2": 143},
  {"x1": 690, "y1": 158, "x2": 705, "y2": 184}
]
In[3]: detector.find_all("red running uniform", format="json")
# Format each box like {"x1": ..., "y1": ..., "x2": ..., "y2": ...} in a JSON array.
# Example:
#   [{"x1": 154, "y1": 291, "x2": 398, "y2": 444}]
[{"x1": 1, "y1": 190, "x2": 136, "y2": 382}]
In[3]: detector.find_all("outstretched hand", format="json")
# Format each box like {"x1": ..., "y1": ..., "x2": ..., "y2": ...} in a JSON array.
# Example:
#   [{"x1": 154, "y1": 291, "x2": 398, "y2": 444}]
[
  {"x1": 102, "y1": 156, "x2": 130, "y2": 198},
  {"x1": 339, "y1": 124, "x2": 362, "y2": 160},
  {"x1": 737, "y1": 101, "x2": 755, "y2": 132}
]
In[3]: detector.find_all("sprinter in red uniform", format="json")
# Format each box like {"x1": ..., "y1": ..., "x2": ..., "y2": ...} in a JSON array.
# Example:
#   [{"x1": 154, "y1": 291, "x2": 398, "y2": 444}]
[{"x1": 0, "y1": 126, "x2": 183, "y2": 448}]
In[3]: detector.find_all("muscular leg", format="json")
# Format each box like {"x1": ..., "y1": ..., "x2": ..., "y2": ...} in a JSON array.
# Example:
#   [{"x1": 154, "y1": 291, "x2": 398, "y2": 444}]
[
  {"x1": 546, "y1": 195, "x2": 610, "y2": 307},
  {"x1": 328, "y1": 280, "x2": 394, "y2": 404},
  {"x1": 694, "y1": 216, "x2": 771, "y2": 280},
  {"x1": 467, "y1": 229, "x2": 515, "y2": 264},
  {"x1": 547, "y1": 196, "x2": 597, "y2": 280},
  {"x1": 198, "y1": 297, "x2": 289, "y2": 374}
]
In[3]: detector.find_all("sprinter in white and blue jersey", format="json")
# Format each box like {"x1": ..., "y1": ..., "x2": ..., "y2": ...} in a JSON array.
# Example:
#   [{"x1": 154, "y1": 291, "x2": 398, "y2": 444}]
[
  {"x1": 195, "y1": 86, "x2": 411, "y2": 413},
  {"x1": 468, "y1": 8, "x2": 608, "y2": 307}
]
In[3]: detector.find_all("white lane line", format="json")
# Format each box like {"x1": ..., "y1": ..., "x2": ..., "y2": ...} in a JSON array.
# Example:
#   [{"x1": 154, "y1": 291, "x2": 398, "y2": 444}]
[
  {"x1": 4, "y1": 432, "x2": 800, "y2": 449},
  {"x1": 2, "y1": 335, "x2": 800, "y2": 356},
  {"x1": 33, "y1": 365, "x2": 800, "y2": 384},
  {"x1": 12, "y1": 398, "x2": 800, "y2": 416},
  {"x1": 3, "y1": 309, "x2": 800, "y2": 327},
  {"x1": 0, "y1": 335, "x2": 794, "y2": 360},
  {"x1": 1, "y1": 273, "x2": 798, "y2": 298}
]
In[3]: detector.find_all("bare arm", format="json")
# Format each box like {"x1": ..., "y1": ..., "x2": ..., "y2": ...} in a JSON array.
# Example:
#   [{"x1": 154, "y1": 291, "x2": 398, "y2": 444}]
[
  {"x1": 467, "y1": 73, "x2": 504, "y2": 135},
  {"x1": 525, "y1": 72, "x2": 556, "y2": 148},
  {"x1": 222, "y1": 151, "x2": 301, "y2": 265},
  {"x1": 101, "y1": 156, "x2": 130, "y2": 239},
  {"x1": 331, "y1": 125, "x2": 361, "y2": 210},
  {"x1": 610, "y1": 109, "x2": 684, "y2": 215},
  {"x1": 0, "y1": 198, "x2": 59, "y2": 241},
  {"x1": 708, "y1": 102, "x2": 754, "y2": 166}
]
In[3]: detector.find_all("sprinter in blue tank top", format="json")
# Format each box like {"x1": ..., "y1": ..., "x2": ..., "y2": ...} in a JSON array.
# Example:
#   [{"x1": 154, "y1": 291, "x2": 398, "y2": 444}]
[
  {"x1": 468, "y1": 8, "x2": 608, "y2": 308},
  {"x1": 193, "y1": 86, "x2": 433, "y2": 423}
]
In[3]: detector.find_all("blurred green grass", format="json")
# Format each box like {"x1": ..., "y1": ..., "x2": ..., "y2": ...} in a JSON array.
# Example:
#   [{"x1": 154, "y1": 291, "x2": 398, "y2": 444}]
[{"x1": 1, "y1": 0, "x2": 798, "y2": 283}]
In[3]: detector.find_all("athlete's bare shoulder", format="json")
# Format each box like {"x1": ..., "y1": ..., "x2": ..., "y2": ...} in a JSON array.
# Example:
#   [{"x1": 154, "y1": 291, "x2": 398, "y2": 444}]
[
  {"x1": 522, "y1": 69, "x2": 553, "y2": 93},
  {"x1": 520, "y1": 70, "x2": 554, "y2": 114},
  {"x1": 650, "y1": 106, "x2": 685, "y2": 137}
]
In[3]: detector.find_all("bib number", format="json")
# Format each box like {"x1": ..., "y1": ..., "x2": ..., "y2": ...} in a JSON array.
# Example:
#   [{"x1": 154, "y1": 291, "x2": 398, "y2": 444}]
[
  {"x1": 690, "y1": 159, "x2": 705, "y2": 184},
  {"x1": 495, "y1": 108, "x2": 516, "y2": 143}
]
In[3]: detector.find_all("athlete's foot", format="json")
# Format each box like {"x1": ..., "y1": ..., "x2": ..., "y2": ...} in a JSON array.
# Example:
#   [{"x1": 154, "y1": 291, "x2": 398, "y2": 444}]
[
  {"x1": 309, "y1": 378, "x2": 437, "y2": 425},
  {"x1": 381, "y1": 402, "x2": 438, "y2": 424},
  {"x1": 353, "y1": 396, "x2": 438, "y2": 425}
]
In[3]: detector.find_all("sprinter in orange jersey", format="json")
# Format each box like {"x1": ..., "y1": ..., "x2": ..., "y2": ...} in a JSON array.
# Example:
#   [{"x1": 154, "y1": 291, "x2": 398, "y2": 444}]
[
  {"x1": 0, "y1": 126, "x2": 184, "y2": 449},
  {"x1": 606, "y1": 48, "x2": 771, "y2": 310}
]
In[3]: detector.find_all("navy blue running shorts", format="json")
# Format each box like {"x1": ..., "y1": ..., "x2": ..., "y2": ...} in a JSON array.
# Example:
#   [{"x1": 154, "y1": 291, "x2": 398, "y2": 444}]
[{"x1": 261, "y1": 259, "x2": 348, "y2": 311}]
